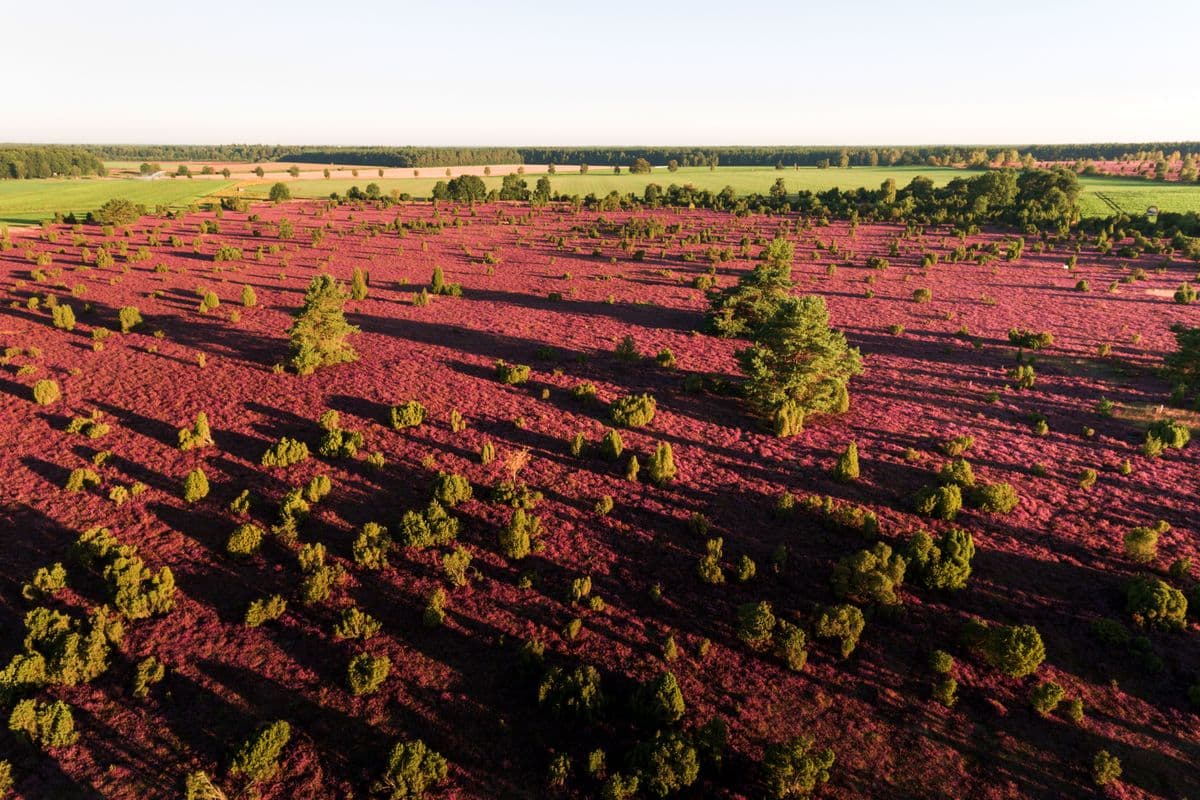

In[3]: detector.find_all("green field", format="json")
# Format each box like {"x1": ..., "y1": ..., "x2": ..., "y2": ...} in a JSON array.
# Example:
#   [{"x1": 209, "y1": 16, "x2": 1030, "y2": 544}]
[
  {"x1": 0, "y1": 177, "x2": 234, "y2": 224},
  {"x1": 3, "y1": 165, "x2": 1198, "y2": 225}
]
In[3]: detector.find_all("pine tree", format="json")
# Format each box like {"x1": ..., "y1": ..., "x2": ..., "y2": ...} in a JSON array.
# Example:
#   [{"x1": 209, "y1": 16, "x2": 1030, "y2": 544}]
[
  {"x1": 737, "y1": 295, "x2": 862, "y2": 417},
  {"x1": 288, "y1": 274, "x2": 359, "y2": 375}
]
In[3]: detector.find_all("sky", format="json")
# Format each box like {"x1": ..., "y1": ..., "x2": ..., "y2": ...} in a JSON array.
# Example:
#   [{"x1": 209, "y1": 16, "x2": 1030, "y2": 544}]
[{"x1": 5, "y1": 0, "x2": 1199, "y2": 146}]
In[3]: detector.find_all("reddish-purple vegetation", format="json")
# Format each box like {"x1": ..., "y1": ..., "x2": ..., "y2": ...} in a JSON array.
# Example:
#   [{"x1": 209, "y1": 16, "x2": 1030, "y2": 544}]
[{"x1": 0, "y1": 199, "x2": 1197, "y2": 799}]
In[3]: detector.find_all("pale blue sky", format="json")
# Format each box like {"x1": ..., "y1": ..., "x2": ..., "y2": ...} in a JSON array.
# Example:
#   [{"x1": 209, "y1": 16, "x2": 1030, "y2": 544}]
[{"x1": 6, "y1": 0, "x2": 1198, "y2": 145}]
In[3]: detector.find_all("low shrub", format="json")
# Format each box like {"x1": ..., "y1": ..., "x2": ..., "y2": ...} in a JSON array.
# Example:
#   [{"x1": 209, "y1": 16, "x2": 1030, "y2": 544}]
[
  {"x1": 230, "y1": 720, "x2": 291, "y2": 784},
  {"x1": 983, "y1": 623, "x2": 1045, "y2": 677},
  {"x1": 398, "y1": 501, "x2": 458, "y2": 550},
  {"x1": 830, "y1": 542, "x2": 907, "y2": 605},
  {"x1": 32, "y1": 379, "x2": 60, "y2": 405},
  {"x1": 1125, "y1": 576, "x2": 1187, "y2": 630},
  {"x1": 1029, "y1": 681, "x2": 1064, "y2": 716},
  {"x1": 372, "y1": 739, "x2": 448, "y2": 800},
  {"x1": 1092, "y1": 750, "x2": 1121, "y2": 786},
  {"x1": 347, "y1": 653, "x2": 391, "y2": 696},
  {"x1": 610, "y1": 394, "x2": 656, "y2": 427},
  {"x1": 226, "y1": 523, "x2": 264, "y2": 557},
  {"x1": 600, "y1": 429, "x2": 624, "y2": 459},
  {"x1": 913, "y1": 483, "x2": 962, "y2": 520},
  {"x1": 814, "y1": 604, "x2": 865, "y2": 658},
  {"x1": 735, "y1": 601, "x2": 775, "y2": 649},
  {"x1": 182, "y1": 468, "x2": 209, "y2": 503},
  {"x1": 907, "y1": 528, "x2": 974, "y2": 590},
  {"x1": 494, "y1": 360, "x2": 531, "y2": 385},
  {"x1": 762, "y1": 735, "x2": 835, "y2": 800},
  {"x1": 390, "y1": 400, "x2": 427, "y2": 429},
  {"x1": 1124, "y1": 520, "x2": 1168, "y2": 564},
  {"x1": 261, "y1": 437, "x2": 309, "y2": 467},
  {"x1": 499, "y1": 509, "x2": 541, "y2": 560},
  {"x1": 1147, "y1": 418, "x2": 1190, "y2": 449},
  {"x1": 118, "y1": 306, "x2": 142, "y2": 333},
  {"x1": 645, "y1": 442, "x2": 677, "y2": 485},
  {"x1": 8, "y1": 698, "x2": 78, "y2": 749},
  {"x1": 1007, "y1": 328, "x2": 1054, "y2": 350},
  {"x1": 772, "y1": 398, "x2": 804, "y2": 437},
  {"x1": 244, "y1": 595, "x2": 286, "y2": 627}
]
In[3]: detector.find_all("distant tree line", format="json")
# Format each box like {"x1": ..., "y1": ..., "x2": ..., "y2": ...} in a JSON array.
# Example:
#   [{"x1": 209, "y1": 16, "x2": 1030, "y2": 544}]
[
  {"x1": 46, "y1": 142, "x2": 1200, "y2": 171},
  {"x1": 0, "y1": 147, "x2": 106, "y2": 179}
]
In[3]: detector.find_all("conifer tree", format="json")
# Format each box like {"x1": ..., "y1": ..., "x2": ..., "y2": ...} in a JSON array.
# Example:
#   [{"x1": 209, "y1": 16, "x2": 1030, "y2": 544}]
[{"x1": 288, "y1": 274, "x2": 359, "y2": 375}]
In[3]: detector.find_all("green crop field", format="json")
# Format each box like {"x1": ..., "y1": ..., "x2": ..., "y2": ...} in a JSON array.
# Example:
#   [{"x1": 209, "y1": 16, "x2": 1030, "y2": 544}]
[
  {"x1": 0, "y1": 177, "x2": 234, "y2": 225},
  {"x1": 3, "y1": 165, "x2": 1198, "y2": 225}
]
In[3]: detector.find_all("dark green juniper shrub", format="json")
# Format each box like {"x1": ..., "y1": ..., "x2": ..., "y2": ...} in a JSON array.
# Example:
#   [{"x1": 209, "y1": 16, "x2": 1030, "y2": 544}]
[
  {"x1": 491, "y1": 480, "x2": 543, "y2": 509},
  {"x1": 132, "y1": 656, "x2": 165, "y2": 699},
  {"x1": 735, "y1": 600, "x2": 776, "y2": 649},
  {"x1": 66, "y1": 410, "x2": 110, "y2": 439},
  {"x1": 347, "y1": 652, "x2": 390, "y2": 696},
  {"x1": 261, "y1": 437, "x2": 309, "y2": 467},
  {"x1": 229, "y1": 720, "x2": 291, "y2": 784},
  {"x1": 775, "y1": 621, "x2": 807, "y2": 672},
  {"x1": 981, "y1": 623, "x2": 1046, "y2": 677},
  {"x1": 499, "y1": 508, "x2": 541, "y2": 560},
  {"x1": 697, "y1": 538, "x2": 725, "y2": 584},
  {"x1": 1124, "y1": 520, "x2": 1168, "y2": 564},
  {"x1": 967, "y1": 481, "x2": 1020, "y2": 514},
  {"x1": 244, "y1": 595, "x2": 286, "y2": 627},
  {"x1": 21, "y1": 562, "x2": 67, "y2": 600},
  {"x1": 494, "y1": 360, "x2": 531, "y2": 385},
  {"x1": 913, "y1": 483, "x2": 962, "y2": 520},
  {"x1": 1125, "y1": 576, "x2": 1187, "y2": 630},
  {"x1": 32, "y1": 379, "x2": 60, "y2": 405},
  {"x1": 182, "y1": 467, "x2": 209, "y2": 503},
  {"x1": 814, "y1": 604, "x2": 865, "y2": 658},
  {"x1": 353, "y1": 522, "x2": 392, "y2": 569},
  {"x1": 1092, "y1": 750, "x2": 1121, "y2": 787},
  {"x1": 422, "y1": 588, "x2": 447, "y2": 627},
  {"x1": 432, "y1": 472, "x2": 472, "y2": 507},
  {"x1": 372, "y1": 739, "x2": 448, "y2": 800},
  {"x1": 398, "y1": 501, "x2": 459, "y2": 549},
  {"x1": 831, "y1": 542, "x2": 907, "y2": 605},
  {"x1": 1030, "y1": 681, "x2": 1065, "y2": 716},
  {"x1": 538, "y1": 665, "x2": 604, "y2": 720},
  {"x1": 772, "y1": 398, "x2": 804, "y2": 437},
  {"x1": 297, "y1": 542, "x2": 344, "y2": 606},
  {"x1": 8, "y1": 698, "x2": 78, "y2": 749},
  {"x1": 65, "y1": 467, "x2": 101, "y2": 492},
  {"x1": 629, "y1": 730, "x2": 700, "y2": 797},
  {"x1": 226, "y1": 523, "x2": 264, "y2": 557},
  {"x1": 570, "y1": 381, "x2": 598, "y2": 402},
  {"x1": 907, "y1": 528, "x2": 975, "y2": 590},
  {"x1": 1007, "y1": 328, "x2": 1054, "y2": 350},
  {"x1": 390, "y1": 400, "x2": 427, "y2": 429},
  {"x1": 334, "y1": 606, "x2": 382, "y2": 641},
  {"x1": 1009, "y1": 363, "x2": 1036, "y2": 390},
  {"x1": 645, "y1": 442, "x2": 677, "y2": 485},
  {"x1": 610, "y1": 394, "x2": 656, "y2": 427},
  {"x1": 831, "y1": 441, "x2": 859, "y2": 481},
  {"x1": 73, "y1": 527, "x2": 175, "y2": 619},
  {"x1": 118, "y1": 306, "x2": 142, "y2": 333},
  {"x1": 761, "y1": 735, "x2": 835, "y2": 800},
  {"x1": 940, "y1": 435, "x2": 975, "y2": 457},
  {"x1": 1147, "y1": 418, "x2": 1190, "y2": 449},
  {"x1": 634, "y1": 670, "x2": 686, "y2": 726},
  {"x1": 601, "y1": 428, "x2": 624, "y2": 459},
  {"x1": 177, "y1": 411, "x2": 214, "y2": 450}
]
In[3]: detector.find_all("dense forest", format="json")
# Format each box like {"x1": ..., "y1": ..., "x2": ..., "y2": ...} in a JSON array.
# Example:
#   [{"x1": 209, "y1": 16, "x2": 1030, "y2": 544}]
[{"x1": 0, "y1": 147, "x2": 106, "y2": 179}]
